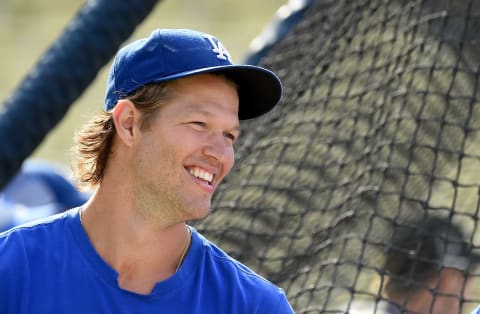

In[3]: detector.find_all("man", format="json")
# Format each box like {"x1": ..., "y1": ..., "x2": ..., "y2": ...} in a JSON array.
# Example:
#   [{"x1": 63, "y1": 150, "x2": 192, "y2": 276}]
[
  {"x1": 349, "y1": 217, "x2": 479, "y2": 314},
  {"x1": 0, "y1": 29, "x2": 294, "y2": 313}
]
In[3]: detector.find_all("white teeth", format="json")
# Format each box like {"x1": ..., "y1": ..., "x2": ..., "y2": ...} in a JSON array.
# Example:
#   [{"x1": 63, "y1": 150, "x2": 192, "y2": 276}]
[{"x1": 189, "y1": 168, "x2": 214, "y2": 184}]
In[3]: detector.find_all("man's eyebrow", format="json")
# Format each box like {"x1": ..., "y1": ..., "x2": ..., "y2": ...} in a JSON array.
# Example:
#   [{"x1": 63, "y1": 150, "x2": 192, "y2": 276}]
[
  {"x1": 182, "y1": 107, "x2": 212, "y2": 117},
  {"x1": 224, "y1": 124, "x2": 241, "y2": 135},
  {"x1": 229, "y1": 126, "x2": 241, "y2": 135},
  {"x1": 183, "y1": 108, "x2": 240, "y2": 131}
]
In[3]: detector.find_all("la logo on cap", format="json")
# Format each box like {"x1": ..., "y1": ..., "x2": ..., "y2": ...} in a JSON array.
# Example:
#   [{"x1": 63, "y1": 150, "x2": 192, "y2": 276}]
[{"x1": 204, "y1": 35, "x2": 231, "y2": 61}]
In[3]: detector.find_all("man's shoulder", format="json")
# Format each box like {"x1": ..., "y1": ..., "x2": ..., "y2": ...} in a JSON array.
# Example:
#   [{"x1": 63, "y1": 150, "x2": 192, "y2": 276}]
[
  {"x1": 194, "y1": 230, "x2": 293, "y2": 312},
  {"x1": 197, "y1": 231, "x2": 272, "y2": 285},
  {"x1": 0, "y1": 209, "x2": 76, "y2": 253}
]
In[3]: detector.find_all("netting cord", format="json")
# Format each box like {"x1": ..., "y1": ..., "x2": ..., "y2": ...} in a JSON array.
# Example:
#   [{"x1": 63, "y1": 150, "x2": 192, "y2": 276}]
[{"x1": 0, "y1": 0, "x2": 161, "y2": 189}]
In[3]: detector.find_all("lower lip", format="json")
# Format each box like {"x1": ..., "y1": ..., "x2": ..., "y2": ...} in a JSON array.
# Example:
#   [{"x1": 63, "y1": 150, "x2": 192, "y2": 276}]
[{"x1": 190, "y1": 175, "x2": 215, "y2": 193}]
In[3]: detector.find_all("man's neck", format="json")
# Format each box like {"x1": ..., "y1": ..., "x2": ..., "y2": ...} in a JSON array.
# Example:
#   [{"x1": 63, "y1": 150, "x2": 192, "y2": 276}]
[{"x1": 80, "y1": 188, "x2": 190, "y2": 295}]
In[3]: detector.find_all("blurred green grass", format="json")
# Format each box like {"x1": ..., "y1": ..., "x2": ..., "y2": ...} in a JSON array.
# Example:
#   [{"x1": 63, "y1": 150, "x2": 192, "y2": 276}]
[{"x1": 0, "y1": 0, "x2": 285, "y2": 167}]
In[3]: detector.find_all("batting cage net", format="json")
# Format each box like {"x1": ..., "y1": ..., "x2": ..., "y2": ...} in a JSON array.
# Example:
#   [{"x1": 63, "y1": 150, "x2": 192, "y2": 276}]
[
  {"x1": 194, "y1": 0, "x2": 480, "y2": 313},
  {"x1": 2, "y1": 0, "x2": 480, "y2": 313}
]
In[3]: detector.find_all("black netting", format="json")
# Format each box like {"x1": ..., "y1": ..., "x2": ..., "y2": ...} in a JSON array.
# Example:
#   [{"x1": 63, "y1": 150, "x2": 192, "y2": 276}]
[
  {"x1": 194, "y1": 0, "x2": 480, "y2": 312},
  {"x1": 2, "y1": 0, "x2": 480, "y2": 312}
]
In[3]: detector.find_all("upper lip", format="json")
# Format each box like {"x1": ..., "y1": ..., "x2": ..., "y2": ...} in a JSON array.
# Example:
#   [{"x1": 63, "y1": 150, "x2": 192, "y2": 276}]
[{"x1": 187, "y1": 166, "x2": 217, "y2": 185}]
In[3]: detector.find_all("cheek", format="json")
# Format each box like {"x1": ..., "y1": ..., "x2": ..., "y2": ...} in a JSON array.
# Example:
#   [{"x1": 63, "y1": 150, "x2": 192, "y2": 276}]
[
  {"x1": 215, "y1": 146, "x2": 235, "y2": 183},
  {"x1": 225, "y1": 147, "x2": 235, "y2": 173},
  {"x1": 135, "y1": 133, "x2": 178, "y2": 173}
]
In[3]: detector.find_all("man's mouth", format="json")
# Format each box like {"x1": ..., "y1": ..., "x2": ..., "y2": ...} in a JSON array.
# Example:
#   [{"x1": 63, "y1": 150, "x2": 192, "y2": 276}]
[{"x1": 188, "y1": 167, "x2": 214, "y2": 186}]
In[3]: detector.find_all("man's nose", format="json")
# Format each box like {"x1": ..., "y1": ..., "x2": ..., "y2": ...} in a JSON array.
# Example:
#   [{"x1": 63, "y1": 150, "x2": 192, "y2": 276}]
[{"x1": 202, "y1": 131, "x2": 232, "y2": 163}]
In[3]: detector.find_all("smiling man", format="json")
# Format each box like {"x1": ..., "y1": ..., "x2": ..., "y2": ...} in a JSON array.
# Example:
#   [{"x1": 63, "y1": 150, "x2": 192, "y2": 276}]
[{"x1": 0, "y1": 29, "x2": 294, "y2": 313}]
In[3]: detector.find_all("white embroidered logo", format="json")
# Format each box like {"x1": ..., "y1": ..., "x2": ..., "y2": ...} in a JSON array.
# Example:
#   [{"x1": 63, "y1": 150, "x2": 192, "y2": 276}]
[{"x1": 204, "y1": 35, "x2": 231, "y2": 61}]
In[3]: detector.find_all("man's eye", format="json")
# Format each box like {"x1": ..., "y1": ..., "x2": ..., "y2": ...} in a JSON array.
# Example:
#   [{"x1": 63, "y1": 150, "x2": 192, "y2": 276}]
[
  {"x1": 191, "y1": 121, "x2": 206, "y2": 127},
  {"x1": 224, "y1": 132, "x2": 237, "y2": 142}
]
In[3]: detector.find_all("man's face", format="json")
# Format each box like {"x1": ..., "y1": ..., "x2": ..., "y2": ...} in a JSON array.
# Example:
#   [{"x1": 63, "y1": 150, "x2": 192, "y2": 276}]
[
  {"x1": 131, "y1": 73, "x2": 240, "y2": 222},
  {"x1": 401, "y1": 268, "x2": 471, "y2": 314},
  {"x1": 428, "y1": 268, "x2": 471, "y2": 314}
]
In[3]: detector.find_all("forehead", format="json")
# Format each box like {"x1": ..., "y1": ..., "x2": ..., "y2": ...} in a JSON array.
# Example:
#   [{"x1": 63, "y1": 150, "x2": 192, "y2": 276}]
[
  {"x1": 171, "y1": 73, "x2": 238, "y2": 92},
  {"x1": 166, "y1": 74, "x2": 239, "y2": 113}
]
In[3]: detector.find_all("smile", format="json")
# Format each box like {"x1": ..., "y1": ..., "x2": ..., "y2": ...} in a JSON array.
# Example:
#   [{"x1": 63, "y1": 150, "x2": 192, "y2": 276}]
[{"x1": 188, "y1": 167, "x2": 214, "y2": 186}]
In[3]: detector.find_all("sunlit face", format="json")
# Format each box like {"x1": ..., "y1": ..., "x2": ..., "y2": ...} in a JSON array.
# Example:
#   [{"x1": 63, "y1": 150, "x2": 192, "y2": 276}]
[
  {"x1": 428, "y1": 268, "x2": 471, "y2": 314},
  {"x1": 400, "y1": 268, "x2": 471, "y2": 314},
  {"x1": 131, "y1": 74, "x2": 240, "y2": 222}
]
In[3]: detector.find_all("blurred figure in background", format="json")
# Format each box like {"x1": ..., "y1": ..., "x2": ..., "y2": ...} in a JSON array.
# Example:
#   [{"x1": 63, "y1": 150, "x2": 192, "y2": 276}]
[
  {"x1": 347, "y1": 216, "x2": 479, "y2": 314},
  {"x1": 0, "y1": 159, "x2": 89, "y2": 232}
]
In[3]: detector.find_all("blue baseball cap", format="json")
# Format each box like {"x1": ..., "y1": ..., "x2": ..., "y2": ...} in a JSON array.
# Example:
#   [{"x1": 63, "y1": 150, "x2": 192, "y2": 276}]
[{"x1": 105, "y1": 28, "x2": 283, "y2": 120}]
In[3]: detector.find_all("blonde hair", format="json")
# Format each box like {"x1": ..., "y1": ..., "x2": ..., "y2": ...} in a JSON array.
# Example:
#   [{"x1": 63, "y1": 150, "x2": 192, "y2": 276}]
[{"x1": 72, "y1": 82, "x2": 173, "y2": 186}]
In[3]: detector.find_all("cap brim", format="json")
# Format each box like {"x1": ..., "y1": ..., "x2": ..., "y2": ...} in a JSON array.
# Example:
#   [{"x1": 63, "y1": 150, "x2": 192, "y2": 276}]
[{"x1": 149, "y1": 64, "x2": 282, "y2": 120}]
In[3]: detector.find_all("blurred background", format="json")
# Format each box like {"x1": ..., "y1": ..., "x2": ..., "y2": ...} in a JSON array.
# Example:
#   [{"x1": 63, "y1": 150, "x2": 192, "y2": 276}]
[
  {"x1": 3, "y1": 1, "x2": 480, "y2": 312},
  {"x1": 0, "y1": 0, "x2": 285, "y2": 168}
]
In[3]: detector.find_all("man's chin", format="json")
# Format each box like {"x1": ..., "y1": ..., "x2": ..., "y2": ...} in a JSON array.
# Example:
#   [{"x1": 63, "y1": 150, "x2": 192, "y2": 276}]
[{"x1": 188, "y1": 206, "x2": 211, "y2": 221}]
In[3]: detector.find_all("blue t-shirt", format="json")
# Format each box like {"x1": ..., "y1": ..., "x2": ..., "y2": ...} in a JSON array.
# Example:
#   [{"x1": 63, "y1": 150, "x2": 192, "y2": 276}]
[
  {"x1": 472, "y1": 306, "x2": 480, "y2": 314},
  {"x1": 0, "y1": 208, "x2": 294, "y2": 314}
]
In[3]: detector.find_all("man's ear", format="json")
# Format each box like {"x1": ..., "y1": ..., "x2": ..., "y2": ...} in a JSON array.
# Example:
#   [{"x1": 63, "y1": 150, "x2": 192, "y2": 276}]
[{"x1": 112, "y1": 99, "x2": 139, "y2": 147}]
